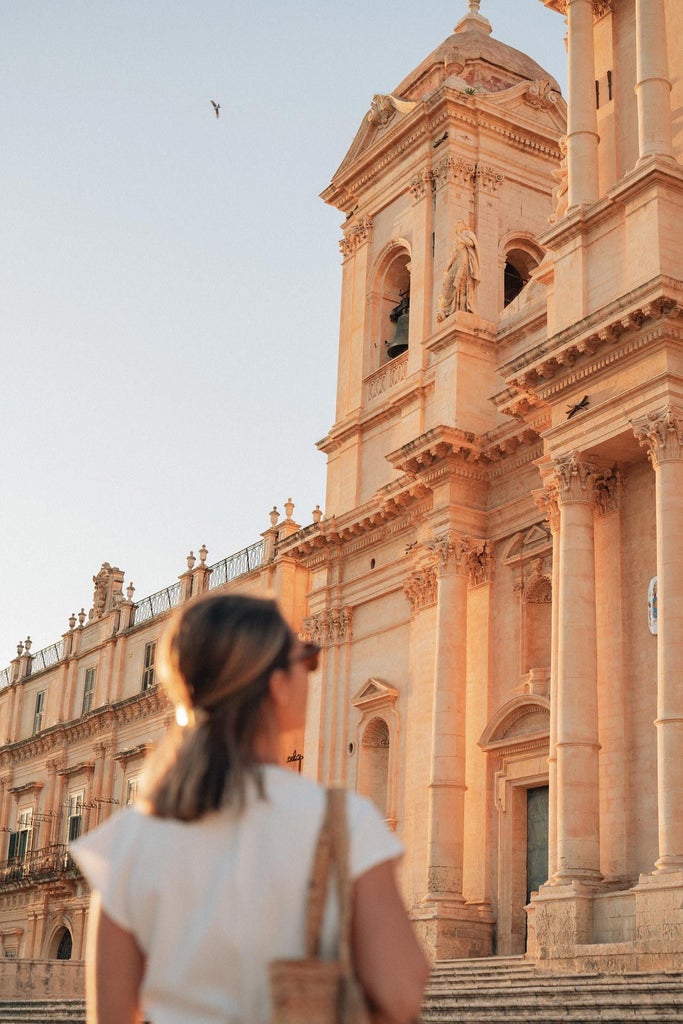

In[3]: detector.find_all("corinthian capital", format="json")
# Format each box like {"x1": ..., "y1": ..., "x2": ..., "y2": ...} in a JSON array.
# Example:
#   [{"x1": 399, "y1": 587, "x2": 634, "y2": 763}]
[
  {"x1": 428, "y1": 531, "x2": 471, "y2": 576},
  {"x1": 551, "y1": 451, "x2": 600, "y2": 504},
  {"x1": 403, "y1": 566, "x2": 438, "y2": 611},
  {"x1": 632, "y1": 406, "x2": 683, "y2": 467}
]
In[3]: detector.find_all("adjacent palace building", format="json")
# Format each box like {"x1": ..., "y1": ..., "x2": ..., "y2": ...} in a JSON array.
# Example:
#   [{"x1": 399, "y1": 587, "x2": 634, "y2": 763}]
[{"x1": 1, "y1": 0, "x2": 682, "y2": 977}]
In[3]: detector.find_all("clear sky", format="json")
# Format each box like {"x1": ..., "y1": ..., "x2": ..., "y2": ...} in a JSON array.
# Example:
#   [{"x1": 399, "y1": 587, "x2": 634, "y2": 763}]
[{"x1": 1, "y1": 0, "x2": 567, "y2": 663}]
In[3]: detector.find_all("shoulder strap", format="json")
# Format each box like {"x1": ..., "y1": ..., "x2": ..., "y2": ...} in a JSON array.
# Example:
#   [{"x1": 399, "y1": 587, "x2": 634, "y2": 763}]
[{"x1": 304, "y1": 788, "x2": 336, "y2": 958}]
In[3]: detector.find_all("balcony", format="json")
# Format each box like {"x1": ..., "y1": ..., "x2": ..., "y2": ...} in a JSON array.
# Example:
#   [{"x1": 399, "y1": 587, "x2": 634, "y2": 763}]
[{"x1": 0, "y1": 845, "x2": 81, "y2": 891}]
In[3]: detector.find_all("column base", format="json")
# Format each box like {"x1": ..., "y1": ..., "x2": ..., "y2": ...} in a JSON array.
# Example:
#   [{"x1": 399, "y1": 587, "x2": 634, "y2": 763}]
[{"x1": 412, "y1": 900, "x2": 494, "y2": 961}]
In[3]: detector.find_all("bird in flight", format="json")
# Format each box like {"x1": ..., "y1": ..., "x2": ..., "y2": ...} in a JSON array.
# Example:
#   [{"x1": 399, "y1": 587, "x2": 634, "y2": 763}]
[
  {"x1": 566, "y1": 395, "x2": 589, "y2": 419},
  {"x1": 211, "y1": 100, "x2": 220, "y2": 119}
]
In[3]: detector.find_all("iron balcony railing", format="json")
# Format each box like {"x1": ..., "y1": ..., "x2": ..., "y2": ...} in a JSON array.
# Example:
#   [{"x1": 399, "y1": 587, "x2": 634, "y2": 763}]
[
  {"x1": 208, "y1": 540, "x2": 264, "y2": 589},
  {"x1": 0, "y1": 844, "x2": 80, "y2": 888},
  {"x1": 29, "y1": 640, "x2": 65, "y2": 674},
  {"x1": 131, "y1": 581, "x2": 183, "y2": 627}
]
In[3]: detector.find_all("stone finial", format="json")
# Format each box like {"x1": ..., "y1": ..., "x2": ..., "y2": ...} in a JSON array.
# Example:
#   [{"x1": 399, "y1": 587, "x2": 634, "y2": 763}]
[
  {"x1": 16, "y1": 642, "x2": 24, "y2": 657},
  {"x1": 68, "y1": 613, "x2": 77, "y2": 630},
  {"x1": 24, "y1": 637, "x2": 32, "y2": 653},
  {"x1": 284, "y1": 498, "x2": 295, "y2": 520},
  {"x1": 198, "y1": 544, "x2": 208, "y2": 565},
  {"x1": 186, "y1": 551, "x2": 196, "y2": 570},
  {"x1": 125, "y1": 582, "x2": 135, "y2": 602},
  {"x1": 454, "y1": 0, "x2": 492, "y2": 35},
  {"x1": 312, "y1": 505, "x2": 323, "y2": 525},
  {"x1": 78, "y1": 608, "x2": 86, "y2": 628},
  {"x1": 269, "y1": 506, "x2": 280, "y2": 527}
]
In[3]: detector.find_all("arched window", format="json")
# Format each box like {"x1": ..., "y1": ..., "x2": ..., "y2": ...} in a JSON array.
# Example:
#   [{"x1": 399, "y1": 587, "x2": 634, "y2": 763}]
[
  {"x1": 48, "y1": 926, "x2": 73, "y2": 960},
  {"x1": 358, "y1": 717, "x2": 390, "y2": 817},
  {"x1": 504, "y1": 248, "x2": 538, "y2": 306}
]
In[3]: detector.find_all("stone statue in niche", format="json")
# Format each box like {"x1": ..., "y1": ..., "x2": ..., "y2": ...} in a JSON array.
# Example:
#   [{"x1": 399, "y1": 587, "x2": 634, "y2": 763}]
[
  {"x1": 548, "y1": 136, "x2": 568, "y2": 224},
  {"x1": 90, "y1": 562, "x2": 124, "y2": 620},
  {"x1": 437, "y1": 221, "x2": 480, "y2": 319}
]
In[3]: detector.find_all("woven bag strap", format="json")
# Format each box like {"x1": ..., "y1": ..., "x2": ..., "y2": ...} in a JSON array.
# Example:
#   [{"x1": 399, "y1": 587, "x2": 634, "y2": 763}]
[
  {"x1": 304, "y1": 788, "x2": 336, "y2": 958},
  {"x1": 327, "y1": 788, "x2": 354, "y2": 974}
]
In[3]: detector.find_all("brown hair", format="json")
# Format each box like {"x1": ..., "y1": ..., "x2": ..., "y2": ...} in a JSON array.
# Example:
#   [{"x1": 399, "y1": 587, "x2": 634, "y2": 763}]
[{"x1": 142, "y1": 592, "x2": 292, "y2": 821}]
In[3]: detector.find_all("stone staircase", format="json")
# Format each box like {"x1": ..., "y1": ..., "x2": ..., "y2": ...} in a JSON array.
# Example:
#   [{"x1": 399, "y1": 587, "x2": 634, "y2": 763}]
[
  {"x1": 421, "y1": 956, "x2": 683, "y2": 1023},
  {"x1": 0, "y1": 1002, "x2": 84, "y2": 1023}
]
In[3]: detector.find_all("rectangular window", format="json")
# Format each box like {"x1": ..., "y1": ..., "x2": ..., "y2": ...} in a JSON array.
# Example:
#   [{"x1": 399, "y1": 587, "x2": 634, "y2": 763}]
[
  {"x1": 8, "y1": 809, "x2": 33, "y2": 861},
  {"x1": 66, "y1": 792, "x2": 84, "y2": 844},
  {"x1": 32, "y1": 690, "x2": 45, "y2": 735},
  {"x1": 126, "y1": 778, "x2": 139, "y2": 807},
  {"x1": 81, "y1": 667, "x2": 96, "y2": 715},
  {"x1": 141, "y1": 641, "x2": 156, "y2": 691}
]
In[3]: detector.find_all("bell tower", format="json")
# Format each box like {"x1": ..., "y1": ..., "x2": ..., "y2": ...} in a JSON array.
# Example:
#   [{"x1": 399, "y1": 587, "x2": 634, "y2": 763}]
[{"x1": 319, "y1": 2, "x2": 566, "y2": 518}]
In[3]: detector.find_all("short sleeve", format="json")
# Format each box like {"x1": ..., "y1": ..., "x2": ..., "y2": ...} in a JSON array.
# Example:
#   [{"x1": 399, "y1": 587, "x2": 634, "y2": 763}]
[
  {"x1": 345, "y1": 791, "x2": 403, "y2": 880},
  {"x1": 71, "y1": 808, "x2": 142, "y2": 934}
]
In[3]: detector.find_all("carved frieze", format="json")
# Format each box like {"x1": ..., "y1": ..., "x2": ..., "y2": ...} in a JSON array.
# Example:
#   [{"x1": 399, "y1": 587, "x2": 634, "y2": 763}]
[
  {"x1": 523, "y1": 79, "x2": 561, "y2": 112},
  {"x1": 632, "y1": 406, "x2": 683, "y2": 467},
  {"x1": 339, "y1": 216, "x2": 373, "y2": 259},
  {"x1": 403, "y1": 566, "x2": 438, "y2": 610}
]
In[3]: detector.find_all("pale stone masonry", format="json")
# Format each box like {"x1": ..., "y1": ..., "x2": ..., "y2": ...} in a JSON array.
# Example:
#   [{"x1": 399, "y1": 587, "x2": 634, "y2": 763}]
[{"x1": 0, "y1": 0, "x2": 681, "y2": 982}]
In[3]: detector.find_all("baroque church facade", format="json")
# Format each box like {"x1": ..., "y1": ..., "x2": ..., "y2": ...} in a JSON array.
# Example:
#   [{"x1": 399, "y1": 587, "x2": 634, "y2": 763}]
[{"x1": 0, "y1": 0, "x2": 681, "y2": 981}]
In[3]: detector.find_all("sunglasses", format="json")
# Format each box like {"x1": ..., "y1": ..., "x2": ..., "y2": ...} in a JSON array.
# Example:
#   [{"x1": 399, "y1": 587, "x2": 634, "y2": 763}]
[{"x1": 288, "y1": 641, "x2": 321, "y2": 671}]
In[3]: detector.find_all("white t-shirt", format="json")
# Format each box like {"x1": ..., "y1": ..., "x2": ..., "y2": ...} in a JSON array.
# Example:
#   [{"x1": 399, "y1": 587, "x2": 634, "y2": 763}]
[{"x1": 72, "y1": 765, "x2": 402, "y2": 1024}]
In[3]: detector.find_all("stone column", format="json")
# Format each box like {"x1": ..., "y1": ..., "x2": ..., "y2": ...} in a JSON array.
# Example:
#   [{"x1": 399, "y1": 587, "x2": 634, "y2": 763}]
[
  {"x1": 534, "y1": 486, "x2": 561, "y2": 880},
  {"x1": 425, "y1": 532, "x2": 469, "y2": 901},
  {"x1": 632, "y1": 406, "x2": 683, "y2": 870},
  {"x1": 635, "y1": 0, "x2": 674, "y2": 162},
  {"x1": 566, "y1": 0, "x2": 600, "y2": 207},
  {"x1": 552, "y1": 452, "x2": 601, "y2": 884}
]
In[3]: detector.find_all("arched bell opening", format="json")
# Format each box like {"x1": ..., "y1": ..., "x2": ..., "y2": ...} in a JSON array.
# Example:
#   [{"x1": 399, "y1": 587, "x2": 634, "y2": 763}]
[
  {"x1": 369, "y1": 247, "x2": 411, "y2": 367},
  {"x1": 503, "y1": 247, "x2": 538, "y2": 306}
]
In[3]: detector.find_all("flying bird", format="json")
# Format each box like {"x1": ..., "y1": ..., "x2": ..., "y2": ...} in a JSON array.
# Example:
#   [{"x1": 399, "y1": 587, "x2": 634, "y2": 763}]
[
  {"x1": 211, "y1": 100, "x2": 221, "y2": 119},
  {"x1": 566, "y1": 395, "x2": 589, "y2": 419}
]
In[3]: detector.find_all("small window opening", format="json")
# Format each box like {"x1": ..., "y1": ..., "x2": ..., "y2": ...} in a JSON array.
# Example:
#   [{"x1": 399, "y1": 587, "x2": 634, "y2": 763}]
[
  {"x1": 607, "y1": 70, "x2": 613, "y2": 101},
  {"x1": 595, "y1": 80, "x2": 600, "y2": 109}
]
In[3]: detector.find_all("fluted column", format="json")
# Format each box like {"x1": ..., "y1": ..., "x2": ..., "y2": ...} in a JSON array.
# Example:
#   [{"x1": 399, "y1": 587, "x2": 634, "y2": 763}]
[
  {"x1": 552, "y1": 452, "x2": 602, "y2": 884},
  {"x1": 635, "y1": 0, "x2": 674, "y2": 162},
  {"x1": 566, "y1": 0, "x2": 600, "y2": 207},
  {"x1": 632, "y1": 406, "x2": 683, "y2": 870},
  {"x1": 424, "y1": 532, "x2": 470, "y2": 901}
]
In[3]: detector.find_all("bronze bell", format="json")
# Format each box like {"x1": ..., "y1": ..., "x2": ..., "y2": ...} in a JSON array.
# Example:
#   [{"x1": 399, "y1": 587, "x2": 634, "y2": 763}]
[
  {"x1": 386, "y1": 312, "x2": 409, "y2": 358},
  {"x1": 385, "y1": 293, "x2": 410, "y2": 358}
]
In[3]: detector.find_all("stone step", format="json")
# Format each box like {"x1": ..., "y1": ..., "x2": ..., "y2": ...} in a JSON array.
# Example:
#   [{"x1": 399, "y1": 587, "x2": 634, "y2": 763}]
[
  {"x1": 0, "y1": 1001, "x2": 85, "y2": 1023},
  {"x1": 420, "y1": 961, "x2": 683, "y2": 1024}
]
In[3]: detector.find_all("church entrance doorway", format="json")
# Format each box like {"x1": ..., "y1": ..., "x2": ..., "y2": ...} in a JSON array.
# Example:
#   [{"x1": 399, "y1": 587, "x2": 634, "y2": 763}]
[{"x1": 526, "y1": 785, "x2": 549, "y2": 904}]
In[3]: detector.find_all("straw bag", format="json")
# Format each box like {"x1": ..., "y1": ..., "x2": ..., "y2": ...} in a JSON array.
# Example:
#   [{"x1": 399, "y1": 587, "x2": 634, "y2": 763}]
[{"x1": 270, "y1": 788, "x2": 375, "y2": 1024}]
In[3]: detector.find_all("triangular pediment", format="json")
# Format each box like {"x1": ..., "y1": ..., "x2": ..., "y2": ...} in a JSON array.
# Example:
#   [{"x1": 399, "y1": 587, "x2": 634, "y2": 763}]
[
  {"x1": 523, "y1": 524, "x2": 551, "y2": 548},
  {"x1": 352, "y1": 677, "x2": 399, "y2": 710}
]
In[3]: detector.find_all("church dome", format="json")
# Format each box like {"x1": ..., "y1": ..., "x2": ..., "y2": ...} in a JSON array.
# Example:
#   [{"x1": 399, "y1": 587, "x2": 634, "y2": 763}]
[{"x1": 393, "y1": 4, "x2": 562, "y2": 101}]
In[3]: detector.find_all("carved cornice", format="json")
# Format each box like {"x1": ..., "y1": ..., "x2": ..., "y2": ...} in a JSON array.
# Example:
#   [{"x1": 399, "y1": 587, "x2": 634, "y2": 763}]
[
  {"x1": 403, "y1": 566, "x2": 438, "y2": 611},
  {"x1": 339, "y1": 215, "x2": 373, "y2": 259},
  {"x1": 503, "y1": 287, "x2": 682, "y2": 396},
  {"x1": 303, "y1": 607, "x2": 352, "y2": 647},
  {"x1": 632, "y1": 406, "x2": 683, "y2": 467}
]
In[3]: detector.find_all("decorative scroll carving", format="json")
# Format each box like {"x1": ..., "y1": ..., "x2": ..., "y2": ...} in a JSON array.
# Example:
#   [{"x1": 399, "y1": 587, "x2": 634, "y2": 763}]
[
  {"x1": 302, "y1": 607, "x2": 353, "y2": 647},
  {"x1": 525, "y1": 560, "x2": 552, "y2": 603},
  {"x1": 594, "y1": 467, "x2": 622, "y2": 516},
  {"x1": 632, "y1": 406, "x2": 683, "y2": 467},
  {"x1": 593, "y1": 0, "x2": 614, "y2": 17},
  {"x1": 523, "y1": 79, "x2": 561, "y2": 112},
  {"x1": 403, "y1": 566, "x2": 438, "y2": 610},
  {"x1": 367, "y1": 93, "x2": 417, "y2": 128},
  {"x1": 339, "y1": 216, "x2": 373, "y2": 258},
  {"x1": 90, "y1": 563, "x2": 124, "y2": 620},
  {"x1": 552, "y1": 451, "x2": 599, "y2": 503},
  {"x1": 437, "y1": 221, "x2": 480, "y2": 320},
  {"x1": 476, "y1": 164, "x2": 505, "y2": 194}
]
